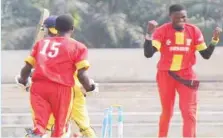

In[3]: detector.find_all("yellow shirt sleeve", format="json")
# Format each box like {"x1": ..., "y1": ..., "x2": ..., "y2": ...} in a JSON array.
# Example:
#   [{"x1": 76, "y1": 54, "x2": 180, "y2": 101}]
[
  {"x1": 152, "y1": 40, "x2": 161, "y2": 51},
  {"x1": 74, "y1": 60, "x2": 90, "y2": 87},
  {"x1": 75, "y1": 60, "x2": 90, "y2": 70},
  {"x1": 196, "y1": 42, "x2": 207, "y2": 51},
  {"x1": 24, "y1": 56, "x2": 35, "y2": 67},
  {"x1": 151, "y1": 26, "x2": 164, "y2": 51}
]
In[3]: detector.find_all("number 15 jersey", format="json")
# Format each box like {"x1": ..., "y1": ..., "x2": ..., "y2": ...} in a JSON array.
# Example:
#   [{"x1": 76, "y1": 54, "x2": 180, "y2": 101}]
[{"x1": 26, "y1": 37, "x2": 89, "y2": 87}]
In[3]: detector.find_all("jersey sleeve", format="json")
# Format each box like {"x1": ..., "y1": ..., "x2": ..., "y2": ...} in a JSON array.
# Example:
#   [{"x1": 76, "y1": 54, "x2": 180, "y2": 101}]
[
  {"x1": 24, "y1": 42, "x2": 38, "y2": 67},
  {"x1": 74, "y1": 44, "x2": 90, "y2": 70},
  {"x1": 194, "y1": 27, "x2": 207, "y2": 51},
  {"x1": 151, "y1": 27, "x2": 164, "y2": 51}
]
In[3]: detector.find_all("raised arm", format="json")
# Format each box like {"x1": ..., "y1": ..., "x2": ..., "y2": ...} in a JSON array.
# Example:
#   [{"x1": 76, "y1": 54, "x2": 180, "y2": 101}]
[
  {"x1": 195, "y1": 27, "x2": 222, "y2": 59},
  {"x1": 144, "y1": 20, "x2": 163, "y2": 58}
]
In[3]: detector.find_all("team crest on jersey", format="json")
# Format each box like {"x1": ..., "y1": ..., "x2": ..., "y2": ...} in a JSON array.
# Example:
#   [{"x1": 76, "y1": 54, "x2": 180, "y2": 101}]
[
  {"x1": 166, "y1": 39, "x2": 171, "y2": 45},
  {"x1": 186, "y1": 39, "x2": 192, "y2": 46}
]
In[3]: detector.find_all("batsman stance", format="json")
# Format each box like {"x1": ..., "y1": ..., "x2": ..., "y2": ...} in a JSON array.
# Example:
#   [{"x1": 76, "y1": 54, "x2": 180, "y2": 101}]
[
  {"x1": 29, "y1": 16, "x2": 97, "y2": 138},
  {"x1": 16, "y1": 14, "x2": 98, "y2": 138},
  {"x1": 144, "y1": 4, "x2": 222, "y2": 138}
]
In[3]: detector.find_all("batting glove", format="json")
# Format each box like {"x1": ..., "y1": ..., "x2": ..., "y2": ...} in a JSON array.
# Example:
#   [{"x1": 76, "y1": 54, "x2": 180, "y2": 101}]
[
  {"x1": 15, "y1": 75, "x2": 32, "y2": 92},
  {"x1": 86, "y1": 79, "x2": 99, "y2": 96}
]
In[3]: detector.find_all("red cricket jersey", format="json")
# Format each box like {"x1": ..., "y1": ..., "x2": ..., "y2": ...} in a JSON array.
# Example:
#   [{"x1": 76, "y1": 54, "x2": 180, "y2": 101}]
[
  {"x1": 30, "y1": 37, "x2": 88, "y2": 87},
  {"x1": 152, "y1": 23, "x2": 207, "y2": 71}
]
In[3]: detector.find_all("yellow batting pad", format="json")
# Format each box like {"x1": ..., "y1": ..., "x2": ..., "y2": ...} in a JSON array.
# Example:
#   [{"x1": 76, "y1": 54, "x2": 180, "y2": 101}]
[{"x1": 46, "y1": 114, "x2": 54, "y2": 130}]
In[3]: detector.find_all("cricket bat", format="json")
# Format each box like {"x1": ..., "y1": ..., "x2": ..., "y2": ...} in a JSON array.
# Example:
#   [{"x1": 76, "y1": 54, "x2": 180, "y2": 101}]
[{"x1": 32, "y1": 8, "x2": 50, "y2": 46}]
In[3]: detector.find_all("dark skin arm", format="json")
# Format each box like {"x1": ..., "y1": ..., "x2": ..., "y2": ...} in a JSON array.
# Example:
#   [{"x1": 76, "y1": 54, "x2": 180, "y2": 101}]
[
  {"x1": 144, "y1": 39, "x2": 216, "y2": 59},
  {"x1": 144, "y1": 21, "x2": 221, "y2": 59},
  {"x1": 144, "y1": 20, "x2": 159, "y2": 58},
  {"x1": 144, "y1": 39, "x2": 157, "y2": 58},
  {"x1": 199, "y1": 44, "x2": 215, "y2": 59},
  {"x1": 200, "y1": 27, "x2": 222, "y2": 59},
  {"x1": 77, "y1": 68, "x2": 95, "y2": 92},
  {"x1": 19, "y1": 62, "x2": 33, "y2": 85}
]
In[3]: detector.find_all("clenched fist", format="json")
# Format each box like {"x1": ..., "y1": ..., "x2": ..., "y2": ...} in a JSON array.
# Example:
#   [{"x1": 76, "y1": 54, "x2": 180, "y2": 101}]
[
  {"x1": 147, "y1": 20, "x2": 159, "y2": 34},
  {"x1": 212, "y1": 27, "x2": 222, "y2": 41}
]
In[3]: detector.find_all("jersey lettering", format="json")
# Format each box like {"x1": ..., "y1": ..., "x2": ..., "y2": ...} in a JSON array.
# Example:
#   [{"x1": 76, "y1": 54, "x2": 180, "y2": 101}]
[{"x1": 40, "y1": 39, "x2": 61, "y2": 58}]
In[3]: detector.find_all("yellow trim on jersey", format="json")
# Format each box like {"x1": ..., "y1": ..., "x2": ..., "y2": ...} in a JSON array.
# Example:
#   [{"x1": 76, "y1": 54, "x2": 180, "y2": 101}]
[
  {"x1": 196, "y1": 42, "x2": 207, "y2": 51},
  {"x1": 25, "y1": 56, "x2": 35, "y2": 67},
  {"x1": 170, "y1": 54, "x2": 183, "y2": 71},
  {"x1": 76, "y1": 60, "x2": 90, "y2": 70},
  {"x1": 152, "y1": 40, "x2": 161, "y2": 51},
  {"x1": 175, "y1": 32, "x2": 184, "y2": 45}
]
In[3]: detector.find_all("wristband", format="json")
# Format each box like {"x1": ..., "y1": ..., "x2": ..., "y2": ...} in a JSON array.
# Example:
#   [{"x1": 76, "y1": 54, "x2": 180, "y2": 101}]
[{"x1": 210, "y1": 37, "x2": 219, "y2": 46}]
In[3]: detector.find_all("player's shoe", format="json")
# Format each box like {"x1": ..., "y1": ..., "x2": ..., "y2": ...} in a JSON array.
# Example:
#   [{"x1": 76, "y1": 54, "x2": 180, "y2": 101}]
[{"x1": 24, "y1": 128, "x2": 48, "y2": 138}]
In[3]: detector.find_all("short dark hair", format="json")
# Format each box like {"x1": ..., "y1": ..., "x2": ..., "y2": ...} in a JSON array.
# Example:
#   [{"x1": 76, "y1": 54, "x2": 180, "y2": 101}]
[
  {"x1": 56, "y1": 14, "x2": 74, "y2": 32},
  {"x1": 169, "y1": 4, "x2": 185, "y2": 15}
]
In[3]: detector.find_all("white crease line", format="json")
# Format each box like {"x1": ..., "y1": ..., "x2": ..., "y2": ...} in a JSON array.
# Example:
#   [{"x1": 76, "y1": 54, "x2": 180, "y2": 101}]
[
  {"x1": 2, "y1": 104, "x2": 223, "y2": 108},
  {"x1": 2, "y1": 111, "x2": 223, "y2": 116},
  {"x1": 2, "y1": 122, "x2": 223, "y2": 128}
]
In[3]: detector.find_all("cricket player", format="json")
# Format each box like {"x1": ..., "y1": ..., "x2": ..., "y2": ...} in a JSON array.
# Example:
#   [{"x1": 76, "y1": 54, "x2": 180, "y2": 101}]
[
  {"x1": 42, "y1": 16, "x2": 97, "y2": 138},
  {"x1": 143, "y1": 4, "x2": 222, "y2": 138},
  {"x1": 43, "y1": 15, "x2": 58, "y2": 37},
  {"x1": 25, "y1": 15, "x2": 97, "y2": 138},
  {"x1": 16, "y1": 14, "x2": 98, "y2": 138}
]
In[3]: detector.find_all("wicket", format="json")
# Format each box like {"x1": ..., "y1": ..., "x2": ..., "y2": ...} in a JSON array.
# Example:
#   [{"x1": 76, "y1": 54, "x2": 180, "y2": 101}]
[{"x1": 101, "y1": 105, "x2": 124, "y2": 138}]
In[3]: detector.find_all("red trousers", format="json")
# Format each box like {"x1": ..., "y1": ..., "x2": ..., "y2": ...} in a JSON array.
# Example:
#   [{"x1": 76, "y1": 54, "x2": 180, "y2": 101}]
[
  {"x1": 157, "y1": 68, "x2": 197, "y2": 138},
  {"x1": 30, "y1": 80, "x2": 73, "y2": 137}
]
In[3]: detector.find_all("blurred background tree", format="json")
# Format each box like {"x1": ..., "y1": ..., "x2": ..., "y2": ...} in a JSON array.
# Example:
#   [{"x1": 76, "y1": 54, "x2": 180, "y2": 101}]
[{"x1": 1, "y1": 0, "x2": 223, "y2": 49}]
